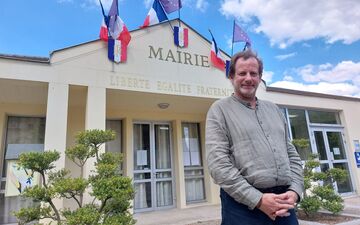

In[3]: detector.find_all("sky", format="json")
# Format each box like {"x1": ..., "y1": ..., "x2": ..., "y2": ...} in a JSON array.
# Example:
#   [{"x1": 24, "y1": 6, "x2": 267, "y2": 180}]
[{"x1": 1, "y1": 0, "x2": 360, "y2": 97}]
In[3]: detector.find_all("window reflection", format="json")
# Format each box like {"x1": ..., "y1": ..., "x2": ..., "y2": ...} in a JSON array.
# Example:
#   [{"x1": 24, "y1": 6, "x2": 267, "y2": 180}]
[
  {"x1": 288, "y1": 109, "x2": 311, "y2": 160},
  {"x1": 1, "y1": 116, "x2": 45, "y2": 224},
  {"x1": 105, "y1": 120, "x2": 122, "y2": 154},
  {"x1": 314, "y1": 131, "x2": 327, "y2": 160},
  {"x1": 308, "y1": 110, "x2": 341, "y2": 124},
  {"x1": 182, "y1": 123, "x2": 205, "y2": 203}
]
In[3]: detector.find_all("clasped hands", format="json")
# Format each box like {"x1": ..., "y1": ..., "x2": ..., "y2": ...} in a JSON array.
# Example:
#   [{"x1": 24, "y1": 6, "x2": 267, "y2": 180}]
[{"x1": 257, "y1": 190, "x2": 298, "y2": 221}]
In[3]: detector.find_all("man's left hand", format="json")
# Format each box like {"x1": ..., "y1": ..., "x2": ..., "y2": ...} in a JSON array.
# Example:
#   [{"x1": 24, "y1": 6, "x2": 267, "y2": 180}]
[{"x1": 274, "y1": 190, "x2": 298, "y2": 217}]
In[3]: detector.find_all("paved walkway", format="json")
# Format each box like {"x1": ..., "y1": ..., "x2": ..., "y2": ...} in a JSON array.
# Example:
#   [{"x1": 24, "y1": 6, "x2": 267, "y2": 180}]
[
  {"x1": 134, "y1": 204, "x2": 221, "y2": 225},
  {"x1": 134, "y1": 195, "x2": 360, "y2": 225},
  {"x1": 342, "y1": 195, "x2": 360, "y2": 217}
]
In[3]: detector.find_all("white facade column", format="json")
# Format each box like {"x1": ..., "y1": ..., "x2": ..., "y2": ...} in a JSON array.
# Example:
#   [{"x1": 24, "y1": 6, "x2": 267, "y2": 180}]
[
  {"x1": 82, "y1": 86, "x2": 106, "y2": 204},
  {"x1": 44, "y1": 82, "x2": 69, "y2": 208},
  {"x1": 85, "y1": 86, "x2": 106, "y2": 131},
  {"x1": 123, "y1": 116, "x2": 133, "y2": 178},
  {"x1": 84, "y1": 86, "x2": 106, "y2": 178},
  {"x1": 173, "y1": 119, "x2": 186, "y2": 208}
]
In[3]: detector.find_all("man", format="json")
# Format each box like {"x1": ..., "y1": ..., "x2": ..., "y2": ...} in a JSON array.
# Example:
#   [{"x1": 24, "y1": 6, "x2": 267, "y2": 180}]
[{"x1": 206, "y1": 50, "x2": 303, "y2": 225}]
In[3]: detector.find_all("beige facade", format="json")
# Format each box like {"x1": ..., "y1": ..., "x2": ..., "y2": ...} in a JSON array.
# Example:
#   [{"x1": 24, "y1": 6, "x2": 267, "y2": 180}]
[{"x1": 0, "y1": 20, "x2": 359, "y2": 223}]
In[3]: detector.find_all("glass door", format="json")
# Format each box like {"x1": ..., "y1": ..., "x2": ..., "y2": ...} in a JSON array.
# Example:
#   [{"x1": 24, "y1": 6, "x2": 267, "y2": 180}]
[
  {"x1": 133, "y1": 122, "x2": 174, "y2": 212},
  {"x1": 311, "y1": 128, "x2": 354, "y2": 194}
]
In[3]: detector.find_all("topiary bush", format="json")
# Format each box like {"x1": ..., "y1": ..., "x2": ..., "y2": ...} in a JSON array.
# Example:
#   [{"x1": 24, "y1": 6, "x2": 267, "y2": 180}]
[
  {"x1": 14, "y1": 129, "x2": 135, "y2": 225},
  {"x1": 296, "y1": 151, "x2": 347, "y2": 217}
]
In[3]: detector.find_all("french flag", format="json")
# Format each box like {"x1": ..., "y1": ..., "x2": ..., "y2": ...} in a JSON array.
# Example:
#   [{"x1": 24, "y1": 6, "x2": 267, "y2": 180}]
[
  {"x1": 141, "y1": 0, "x2": 168, "y2": 28},
  {"x1": 99, "y1": 16, "x2": 131, "y2": 46},
  {"x1": 112, "y1": 16, "x2": 131, "y2": 46},
  {"x1": 108, "y1": 38, "x2": 127, "y2": 63},
  {"x1": 210, "y1": 33, "x2": 225, "y2": 71},
  {"x1": 100, "y1": 19, "x2": 109, "y2": 41},
  {"x1": 174, "y1": 26, "x2": 188, "y2": 48},
  {"x1": 225, "y1": 60, "x2": 231, "y2": 78}
]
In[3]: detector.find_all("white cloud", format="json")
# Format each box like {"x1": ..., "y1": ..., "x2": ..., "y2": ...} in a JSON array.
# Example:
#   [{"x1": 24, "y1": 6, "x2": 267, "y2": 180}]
[
  {"x1": 220, "y1": 0, "x2": 360, "y2": 48},
  {"x1": 297, "y1": 61, "x2": 360, "y2": 83},
  {"x1": 268, "y1": 60, "x2": 360, "y2": 97},
  {"x1": 275, "y1": 52, "x2": 297, "y2": 61},
  {"x1": 262, "y1": 70, "x2": 273, "y2": 83},
  {"x1": 196, "y1": 0, "x2": 209, "y2": 12},
  {"x1": 283, "y1": 75, "x2": 293, "y2": 81},
  {"x1": 270, "y1": 81, "x2": 359, "y2": 97}
]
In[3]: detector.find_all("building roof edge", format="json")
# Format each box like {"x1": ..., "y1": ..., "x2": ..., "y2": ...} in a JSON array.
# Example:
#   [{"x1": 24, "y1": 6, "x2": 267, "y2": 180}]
[{"x1": 266, "y1": 86, "x2": 360, "y2": 102}]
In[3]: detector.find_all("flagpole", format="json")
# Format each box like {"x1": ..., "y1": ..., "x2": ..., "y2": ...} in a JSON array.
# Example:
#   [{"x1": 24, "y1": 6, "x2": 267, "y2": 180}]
[
  {"x1": 99, "y1": 0, "x2": 110, "y2": 37},
  {"x1": 231, "y1": 20, "x2": 235, "y2": 56},
  {"x1": 158, "y1": 0, "x2": 174, "y2": 32},
  {"x1": 99, "y1": 0, "x2": 106, "y2": 18},
  {"x1": 178, "y1": 0, "x2": 181, "y2": 27},
  {"x1": 116, "y1": 0, "x2": 119, "y2": 15},
  {"x1": 208, "y1": 29, "x2": 213, "y2": 38}
]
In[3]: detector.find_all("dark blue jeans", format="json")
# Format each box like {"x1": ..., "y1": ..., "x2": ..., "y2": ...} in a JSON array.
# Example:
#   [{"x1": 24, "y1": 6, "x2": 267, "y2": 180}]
[{"x1": 220, "y1": 189, "x2": 299, "y2": 225}]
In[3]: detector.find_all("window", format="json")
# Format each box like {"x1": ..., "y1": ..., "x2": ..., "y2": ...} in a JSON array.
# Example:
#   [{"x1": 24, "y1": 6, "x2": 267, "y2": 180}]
[
  {"x1": 105, "y1": 120, "x2": 122, "y2": 173},
  {"x1": 308, "y1": 110, "x2": 341, "y2": 124},
  {"x1": 1, "y1": 116, "x2": 45, "y2": 224},
  {"x1": 288, "y1": 109, "x2": 311, "y2": 160},
  {"x1": 105, "y1": 120, "x2": 122, "y2": 154},
  {"x1": 279, "y1": 107, "x2": 291, "y2": 138},
  {"x1": 182, "y1": 123, "x2": 205, "y2": 203}
]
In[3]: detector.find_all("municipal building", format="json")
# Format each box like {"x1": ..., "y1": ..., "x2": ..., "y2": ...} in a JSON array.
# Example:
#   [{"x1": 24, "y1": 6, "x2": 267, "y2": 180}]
[{"x1": 0, "y1": 20, "x2": 359, "y2": 224}]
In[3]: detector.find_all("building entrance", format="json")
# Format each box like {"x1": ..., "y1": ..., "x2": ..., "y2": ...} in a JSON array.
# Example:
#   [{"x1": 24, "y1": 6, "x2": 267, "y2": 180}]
[
  {"x1": 133, "y1": 122, "x2": 175, "y2": 212},
  {"x1": 310, "y1": 127, "x2": 354, "y2": 194}
]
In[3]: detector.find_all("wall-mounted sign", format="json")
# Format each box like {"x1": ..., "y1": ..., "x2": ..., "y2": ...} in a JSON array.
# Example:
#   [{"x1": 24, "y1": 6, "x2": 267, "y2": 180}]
[{"x1": 355, "y1": 152, "x2": 360, "y2": 168}]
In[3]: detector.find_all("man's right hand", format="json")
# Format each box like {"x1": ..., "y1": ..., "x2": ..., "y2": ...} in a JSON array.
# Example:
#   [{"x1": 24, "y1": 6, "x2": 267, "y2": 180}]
[{"x1": 257, "y1": 193, "x2": 295, "y2": 220}]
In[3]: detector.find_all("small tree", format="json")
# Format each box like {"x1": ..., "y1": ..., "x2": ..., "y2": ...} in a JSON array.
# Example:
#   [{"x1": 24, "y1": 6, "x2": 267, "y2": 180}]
[
  {"x1": 14, "y1": 129, "x2": 135, "y2": 225},
  {"x1": 293, "y1": 139, "x2": 348, "y2": 217}
]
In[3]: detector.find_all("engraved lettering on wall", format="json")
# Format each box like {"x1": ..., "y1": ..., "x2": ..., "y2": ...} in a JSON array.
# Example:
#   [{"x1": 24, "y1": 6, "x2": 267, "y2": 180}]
[{"x1": 148, "y1": 45, "x2": 210, "y2": 68}]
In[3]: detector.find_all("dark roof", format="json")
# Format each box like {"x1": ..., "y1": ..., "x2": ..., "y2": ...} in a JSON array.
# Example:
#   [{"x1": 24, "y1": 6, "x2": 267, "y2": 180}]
[{"x1": 0, "y1": 53, "x2": 49, "y2": 63}]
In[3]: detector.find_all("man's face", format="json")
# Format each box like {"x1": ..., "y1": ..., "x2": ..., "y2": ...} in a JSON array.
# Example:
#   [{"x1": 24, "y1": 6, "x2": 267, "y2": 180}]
[{"x1": 230, "y1": 57, "x2": 261, "y2": 101}]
